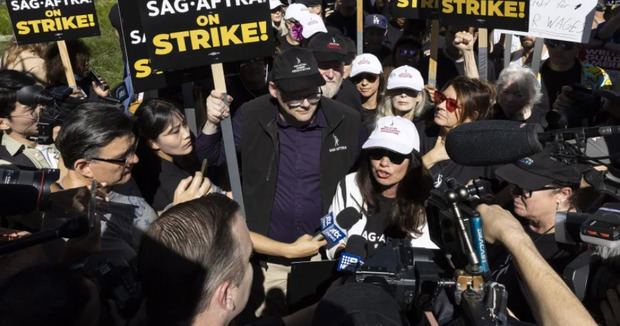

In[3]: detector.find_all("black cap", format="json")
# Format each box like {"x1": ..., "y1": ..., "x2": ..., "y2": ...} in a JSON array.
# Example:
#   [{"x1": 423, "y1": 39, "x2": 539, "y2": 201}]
[
  {"x1": 312, "y1": 283, "x2": 402, "y2": 326},
  {"x1": 307, "y1": 32, "x2": 348, "y2": 63},
  {"x1": 343, "y1": 36, "x2": 356, "y2": 64},
  {"x1": 495, "y1": 149, "x2": 582, "y2": 190},
  {"x1": 272, "y1": 47, "x2": 325, "y2": 92}
]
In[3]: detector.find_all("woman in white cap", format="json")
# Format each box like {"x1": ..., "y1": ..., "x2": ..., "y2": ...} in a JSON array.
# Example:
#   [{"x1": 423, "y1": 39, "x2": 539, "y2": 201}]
[
  {"x1": 270, "y1": 0, "x2": 287, "y2": 37},
  {"x1": 349, "y1": 53, "x2": 384, "y2": 132},
  {"x1": 326, "y1": 116, "x2": 437, "y2": 259},
  {"x1": 377, "y1": 65, "x2": 429, "y2": 122}
]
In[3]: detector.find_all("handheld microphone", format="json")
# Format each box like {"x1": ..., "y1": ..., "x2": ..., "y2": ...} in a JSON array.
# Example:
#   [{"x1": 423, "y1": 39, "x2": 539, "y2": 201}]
[
  {"x1": 337, "y1": 235, "x2": 367, "y2": 272},
  {"x1": 313, "y1": 207, "x2": 361, "y2": 243},
  {"x1": 0, "y1": 217, "x2": 89, "y2": 255}
]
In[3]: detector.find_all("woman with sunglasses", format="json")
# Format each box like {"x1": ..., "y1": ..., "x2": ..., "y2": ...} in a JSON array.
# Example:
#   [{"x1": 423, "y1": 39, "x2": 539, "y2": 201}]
[
  {"x1": 349, "y1": 53, "x2": 384, "y2": 132},
  {"x1": 133, "y1": 99, "x2": 222, "y2": 213},
  {"x1": 377, "y1": 65, "x2": 430, "y2": 122},
  {"x1": 326, "y1": 116, "x2": 437, "y2": 259},
  {"x1": 418, "y1": 76, "x2": 495, "y2": 188},
  {"x1": 493, "y1": 66, "x2": 548, "y2": 127}
]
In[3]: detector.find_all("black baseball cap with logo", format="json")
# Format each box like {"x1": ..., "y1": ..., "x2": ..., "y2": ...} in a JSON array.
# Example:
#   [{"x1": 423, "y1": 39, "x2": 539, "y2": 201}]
[
  {"x1": 307, "y1": 32, "x2": 348, "y2": 63},
  {"x1": 272, "y1": 47, "x2": 326, "y2": 93}
]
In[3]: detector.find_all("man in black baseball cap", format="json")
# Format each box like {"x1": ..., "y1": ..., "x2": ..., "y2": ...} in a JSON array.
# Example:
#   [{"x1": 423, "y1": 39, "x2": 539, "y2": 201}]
[
  {"x1": 307, "y1": 32, "x2": 363, "y2": 113},
  {"x1": 197, "y1": 47, "x2": 363, "y2": 316}
]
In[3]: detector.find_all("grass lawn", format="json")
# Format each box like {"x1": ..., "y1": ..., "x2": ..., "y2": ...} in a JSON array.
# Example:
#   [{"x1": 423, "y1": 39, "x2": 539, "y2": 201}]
[{"x1": 0, "y1": 0, "x2": 124, "y2": 86}]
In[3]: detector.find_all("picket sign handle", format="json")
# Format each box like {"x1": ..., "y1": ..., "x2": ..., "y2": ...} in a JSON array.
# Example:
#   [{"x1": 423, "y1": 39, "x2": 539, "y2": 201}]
[
  {"x1": 356, "y1": 0, "x2": 363, "y2": 55},
  {"x1": 531, "y1": 38, "x2": 544, "y2": 75},
  {"x1": 504, "y1": 33, "x2": 513, "y2": 69},
  {"x1": 428, "y1": 20, "x2": 439, "y2": 88},
  {"x1": 478, "y1": 28, "x2": 488, "y2": 81},
  {"x1": 211, "y1": 63, "x2": 247, "y2": 218},
  {"x1": 57, "y1": 40, "x2": 77, "y2": 88}
]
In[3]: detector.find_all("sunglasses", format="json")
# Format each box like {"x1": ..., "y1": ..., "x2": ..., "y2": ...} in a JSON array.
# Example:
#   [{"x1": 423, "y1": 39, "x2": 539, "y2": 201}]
[
  {"x1": 367, "y1": 149, "x2": 409, "y2": 164},
  {"x1": 282, "y1": 91, "x2": 322, "y2": 108},
  {"x1": 351, "y1": 73, "x2": 379, "y2": 84},
  {"x1": 389, "y1": 88, "x2": 420, "y2": 98},
  {"x1": 399, "y1": 49, "x2": 418, "y2": 56},
  {"x1": 511, "y1": 185, "x2": 558, "y2": 199},
  {"x1": 544, "y1": 40, "x2": 576, "y2": 50},
  {"x1": 433, "y1": 91, "x2": 459, "y2": 112}
]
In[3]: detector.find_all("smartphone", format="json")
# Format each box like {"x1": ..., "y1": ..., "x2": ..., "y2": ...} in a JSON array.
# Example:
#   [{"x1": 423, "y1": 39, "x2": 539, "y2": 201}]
[{"x1": 89, "y1": 70, "x2": 108, "y2": 90}]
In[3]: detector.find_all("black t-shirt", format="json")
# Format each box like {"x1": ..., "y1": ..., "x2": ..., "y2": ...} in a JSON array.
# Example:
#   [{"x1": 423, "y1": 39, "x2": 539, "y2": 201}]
[
  {"x1": 360, "y1": 107, "x2": 377, "y2": 134},
  {"x1": 362, "y1": 195, "x2": 395, "y2": 257},
  {"x1": 334, "y1": 79, "x2": 364, "y2": 114},
  {"x1": 416, "y1": 119, "x2": 494, "y2": 189},
  {"x1": 540, "y1": 60, "x2": 581, "y2": 108}
]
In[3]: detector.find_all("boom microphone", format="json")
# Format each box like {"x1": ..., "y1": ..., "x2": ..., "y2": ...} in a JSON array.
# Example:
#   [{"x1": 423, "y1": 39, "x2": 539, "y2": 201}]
[
  {"x1": 0, "y1": 217, "x2": 89, "y2": 255},
  {"x1": 445, "y1": 120, "x2": 544, "y2": 166}
]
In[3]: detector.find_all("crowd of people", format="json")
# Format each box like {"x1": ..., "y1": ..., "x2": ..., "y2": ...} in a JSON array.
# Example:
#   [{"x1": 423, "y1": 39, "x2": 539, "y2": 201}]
[{"x1": 1, "y1": 0, "x2": 620, "y2": 325}]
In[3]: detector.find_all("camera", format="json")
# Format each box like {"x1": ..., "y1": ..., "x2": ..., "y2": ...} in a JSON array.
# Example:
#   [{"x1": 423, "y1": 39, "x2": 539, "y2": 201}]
[
  {"x1": 0, "y1": 167, "x2": 59, "y2": 215},
  {"x1": 16, "y1": 85, "x2": 74, "y2": 145},
  {"x1": 546, "y1": 84, "x2": 605, "y2": 129}
]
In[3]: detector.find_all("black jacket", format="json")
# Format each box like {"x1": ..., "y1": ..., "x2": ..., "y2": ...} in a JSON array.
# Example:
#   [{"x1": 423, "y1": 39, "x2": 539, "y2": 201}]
[{"x1": 240, "y1": 94, "x2": 362, "y2": 236}]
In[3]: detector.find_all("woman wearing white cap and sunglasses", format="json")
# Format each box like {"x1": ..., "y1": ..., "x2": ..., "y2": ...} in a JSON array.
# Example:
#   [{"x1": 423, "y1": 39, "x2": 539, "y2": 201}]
[
  {"x1": 326, "y1": 116, "x2": 438, "y2": 259},
  {"x1": 349, "y1": 53, "x2": 384, "y2": 132},
  {"x1": 377, "y1": 65, "x2": 431, "y2": 122}
]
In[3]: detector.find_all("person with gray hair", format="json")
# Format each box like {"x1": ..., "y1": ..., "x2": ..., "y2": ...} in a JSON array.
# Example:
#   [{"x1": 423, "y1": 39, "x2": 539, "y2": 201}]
[{"x1": 493, "y1": 66, "x2": 548, "y2": 127}]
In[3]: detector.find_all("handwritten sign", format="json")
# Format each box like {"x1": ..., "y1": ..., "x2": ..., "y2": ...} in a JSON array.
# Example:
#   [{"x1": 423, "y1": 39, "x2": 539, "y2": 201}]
[
  {"x1": 497, "y1": 0, "x2": 597, "y2": 43},
  {"x1": 137, "y1": 0, "x2": 274, "y2": 71},
  {"x1": 6, "y1": 0, "x2": 100, "y2": 44},
  {"x1": 580, "y1": 46, "x2": 620, "y2": 85}
]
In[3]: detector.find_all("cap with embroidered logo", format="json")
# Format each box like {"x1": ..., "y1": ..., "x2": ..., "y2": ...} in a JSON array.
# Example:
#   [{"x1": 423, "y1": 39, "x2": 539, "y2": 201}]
[
  {"x1": 284, "y1": 3, "x2": 309, "y2": 21},
  {"x1": 299, "y1": 12, "x2": 327, "y2": 39},
  {"x1": 350, "y1": 53, "x2": 383, "y2": 77},
  {"x1": 270, "y1": 0, "x2": 284, "y2": 10},
  {"x1": 362, "y1": 116, "x2": 420, "y2": 155},
  {"x1": 364, "y1": 14, "x2": 388, "y2": 30},
  {"x1": 307, "y1": 32, "x2": 347, "y2": 63},
  {"x1": 387, "y1": 65, "x2": 424, "y2": 91},
  {"x1": 272, "y1": 47, "x2": 326, "y2": 92}
]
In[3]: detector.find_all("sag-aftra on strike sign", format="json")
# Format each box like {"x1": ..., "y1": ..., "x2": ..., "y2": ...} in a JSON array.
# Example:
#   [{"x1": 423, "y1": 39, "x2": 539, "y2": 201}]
[{"x1": 6, "y1": 0, "x2": 100, "y2": 44}]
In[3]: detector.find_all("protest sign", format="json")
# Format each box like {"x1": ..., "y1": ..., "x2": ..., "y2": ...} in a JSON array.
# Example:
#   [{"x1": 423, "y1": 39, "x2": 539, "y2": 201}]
[
  {"x1": 580, "y1": 46, "x2": 620, "y2": 85},
  {"x1": 137, "y1": 0, "x2": 274, "y2": 71},
  {"x1": 496, "y1": 0, "x2": 597, "y2": 43},
  {"x1": 439, "y1": 0, "x2": 529, "y2": 31},
  {"x1": 390, "y1": 0, "x2": 439, "y2": 20},
  {"x1": 6, "y1": 0, "x2": 100, "y2": 44}
]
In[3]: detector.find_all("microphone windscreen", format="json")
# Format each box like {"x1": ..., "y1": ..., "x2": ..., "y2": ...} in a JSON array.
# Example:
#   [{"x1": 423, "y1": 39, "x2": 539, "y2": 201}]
[
  {"x1": 345, "y1": 235, "x2": 367, "y2": 259},
  {"x1": 445, "y1": 120, "x2": 544, "y2": 166},
  {"x1": 336, "y1": 207, "x2": 361, "y2": 230}
]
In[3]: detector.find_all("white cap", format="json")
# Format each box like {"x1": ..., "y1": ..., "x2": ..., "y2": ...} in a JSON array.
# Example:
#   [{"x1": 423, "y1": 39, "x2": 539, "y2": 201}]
[
  {"x1": 284, "y1": 3, "x2": 309, "y2": 21},
  {"x1": 350, "y1": 53, "x2": 382, "y2": 77},
  {"x1": 362, "y1": 116, "x2": 420, "y2": 154},
  {"x1": 299, "y1": 13, "x2": 327, "y2": 39},
  {"x1": 386, "y1": 65, "x2": 424, "y2": 91},
  {"x1": 270, "y1": 0, "x2": 283, "y2": 9}
]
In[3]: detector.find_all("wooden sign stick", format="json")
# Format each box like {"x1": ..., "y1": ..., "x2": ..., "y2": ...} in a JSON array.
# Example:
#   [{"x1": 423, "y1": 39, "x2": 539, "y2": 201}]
[{"x1": 57, "y1": 40, "x2": 77, "y2": 88}]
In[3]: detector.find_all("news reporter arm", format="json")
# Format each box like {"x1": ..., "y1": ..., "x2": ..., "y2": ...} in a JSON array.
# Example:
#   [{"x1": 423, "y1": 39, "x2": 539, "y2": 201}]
[
  {"x1": 250, "y1": 232, "x2": 327, "y2": 259},
  {"x1": 453, "y1": 31, "x2": 479, "y2": 79},
  {"x1": 476, "y1": 204, "x2": 597, "y2": 326}
]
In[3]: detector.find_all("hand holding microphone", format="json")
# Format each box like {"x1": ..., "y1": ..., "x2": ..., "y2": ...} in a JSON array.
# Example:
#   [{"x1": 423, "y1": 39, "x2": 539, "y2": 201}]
[{"x1": 313, "y1": 207, "x2": 362, "y2": 243}]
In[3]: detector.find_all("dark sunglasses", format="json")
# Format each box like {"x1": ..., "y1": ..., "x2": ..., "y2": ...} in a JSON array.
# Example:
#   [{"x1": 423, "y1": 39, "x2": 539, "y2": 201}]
[
  {"x1": 351, "y1": 73, "x2": 379, "y2": 84},
  {"x1": 367, "y1": 149, "x2": 409, "y2": 164},
  {"x1": 544, "y1": 40, "x2": 576, "y2": 50},
  {"x1": 433, "y1": 91, "x2": 459, "y2": 112},
  {"x1": 511, "y1": 185, "x2": 558, "y2": 199},
  {"x1": 281, "y1": 90, "x2": 322, "y2": 107},
  {"x1": 389, "y1": 88, "x2": 420, "y2": 98},
  {"x1": 399, "y1": 49, "x2": 418, "y2": 56}
]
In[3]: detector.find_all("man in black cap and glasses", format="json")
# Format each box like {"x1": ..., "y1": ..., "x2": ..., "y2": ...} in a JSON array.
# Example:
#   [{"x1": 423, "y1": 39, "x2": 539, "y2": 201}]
[{"x1": 196, "y1": 47, "x2": 363, "y2": 314}]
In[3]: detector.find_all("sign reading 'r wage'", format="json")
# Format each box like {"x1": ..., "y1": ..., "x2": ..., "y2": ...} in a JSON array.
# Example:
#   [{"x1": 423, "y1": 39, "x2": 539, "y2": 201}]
[
  {"x1": 138, "y1": 0, "x2": 274, "y2": 71},
  {"x1": 6, "y1": 0, "x2": 100, "y2": 44}
]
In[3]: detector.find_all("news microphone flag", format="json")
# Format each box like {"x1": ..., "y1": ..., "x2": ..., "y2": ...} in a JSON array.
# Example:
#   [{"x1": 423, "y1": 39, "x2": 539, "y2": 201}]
[
  {"x1": 337, "y1": 252, "x2": 364, "y2": 272},
  {"x1": 322, "y1": 224, "x2": 346, "y2": 244},
  {"x1": 320, "y1": 212, "x2": 334, "y2": 230}
]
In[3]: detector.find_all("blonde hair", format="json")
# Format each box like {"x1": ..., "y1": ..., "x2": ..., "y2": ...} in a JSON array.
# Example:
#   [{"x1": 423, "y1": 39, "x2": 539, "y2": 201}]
[{"x1": 377, "y1": 90, "x2": 427, "y2": 121}]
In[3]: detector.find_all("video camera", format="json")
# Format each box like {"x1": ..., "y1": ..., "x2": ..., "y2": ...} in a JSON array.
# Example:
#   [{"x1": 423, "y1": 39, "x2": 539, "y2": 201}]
[{"x1": 16, "y1": 85, "x2": 73, "y2": 145}]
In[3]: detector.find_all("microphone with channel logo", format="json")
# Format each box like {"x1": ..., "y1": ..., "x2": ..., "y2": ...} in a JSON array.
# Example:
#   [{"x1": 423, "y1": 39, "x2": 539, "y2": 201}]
[
  {"x1": 337, "y1": 235, "x2": 368, "y2": 272},
  {"x1": 313, "y1": 207, "x2": 361, "y2": 244}
]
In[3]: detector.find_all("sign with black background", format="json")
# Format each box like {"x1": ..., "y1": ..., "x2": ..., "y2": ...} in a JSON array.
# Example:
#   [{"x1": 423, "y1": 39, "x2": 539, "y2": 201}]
[
  {"x1": 6, "y1": 0, "x2": 100, "y2": 44},
  {"x1": 137, "y1": 0, "x2": 274, "y2": 71}
]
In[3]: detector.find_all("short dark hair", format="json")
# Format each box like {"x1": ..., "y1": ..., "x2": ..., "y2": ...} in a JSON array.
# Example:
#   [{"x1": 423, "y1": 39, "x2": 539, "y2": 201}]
[
  {"x1": 0, "y1": 69, "x2": 37, "y2": 117},
  {"x1": 138, "y1": 194, "x2": 245, "y2": 325},
  {"x1": 55, "y1": 103, "x2": 134, "y2": 169},
  {"x1": 45, "y1": 40, "x2": 90, "y2": 86},
  {"x1": 135, "y1": 99, "x2": 183, "y2": 142}
]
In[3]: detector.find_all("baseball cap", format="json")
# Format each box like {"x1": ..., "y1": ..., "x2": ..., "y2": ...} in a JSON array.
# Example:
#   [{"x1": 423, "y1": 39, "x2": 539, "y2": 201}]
[
  {"x1": 364, "y1": 14, "x2": 388, "y2": 30},
  {"x1": 272, "y1": 47, "x2": 326, "y2": 93},
  {"x1": 270, "y1": 0, "x2": 283, "y2": 10},
  {"x1": 343, "y1": 36, "x2": 356, "y2": 64},
  {"x1": 299, "y1": 13, "x2": 327, "y2": 39},
  {"x1": 362, "y1": 116, "x2": 420, "y2": 155},
  {"x1": 284, "y1": 3, "x2": 309, "y2": 21},
  {"x1": 307, "y1": 32, "x2": 347, "y2": 63},
  {"x1": 495, "y1": 149, "x2": 582, "y2": 191},
  {"x1": 350, "y1": 53, "x2": 382, "y2": 77},
  {"x1": 387, "y1": 65, "x2": 424, "y2": 91}
]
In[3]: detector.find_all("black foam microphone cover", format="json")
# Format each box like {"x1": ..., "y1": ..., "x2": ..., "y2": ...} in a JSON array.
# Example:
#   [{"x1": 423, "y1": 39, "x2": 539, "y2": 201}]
[
  {"x1": 336, "y1": 207, "x2": 362, "y2": 230},
  {"x1": 445, "y1": 120, "x2": 544, "y2": 166},
  {"x1": 345, "y1": 235, "x2": 367, "y2": 260}
]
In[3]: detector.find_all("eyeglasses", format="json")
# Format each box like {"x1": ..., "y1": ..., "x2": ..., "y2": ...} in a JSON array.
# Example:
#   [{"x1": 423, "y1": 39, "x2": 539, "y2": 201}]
[
  {"x1": 91, "y1": 140, "x2": 139, "y2": 167},
  {"x1": 544, "y1": 40, "x2": 576, "y2": 50},
  {"x1": 368, "y1": 149, "x2": 409, "y2": 164},
  {"x1": 399, "y1": 49, "x2": 418, "y2": 56},
  {"x1": 351, "y1": 73, "x2": 379, "y2": 84},
  {"x1": 433, "y1": 91, "x2": 459, "y2": 112},
  {"x1": 282, "y1": 91, "x2": 322, "y2": 108},
  {"x1": 389, "y1": 88, "x2": 419, "y2": 98},
  {"x1": 511, "y1": 185, "x2": 558, "y2": 199}
]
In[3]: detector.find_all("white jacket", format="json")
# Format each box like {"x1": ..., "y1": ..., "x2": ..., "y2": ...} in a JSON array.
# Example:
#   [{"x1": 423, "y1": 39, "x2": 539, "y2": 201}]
[{"x1": 326, "y1": 172, "x2": 439, "y2": 259}]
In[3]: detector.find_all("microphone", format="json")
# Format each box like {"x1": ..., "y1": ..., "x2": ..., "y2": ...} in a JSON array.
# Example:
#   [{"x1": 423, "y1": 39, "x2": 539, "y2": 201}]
[
  {"x1": 0, "y1": 217, "x2": 89, "y2": 255},
  {"x1": 313, "y1": 207, "x2": 361, "y2": 243},
  {"x1": 337, "y1": 235, "x2": 367, "y2": 272},
  {"x1": 445, "y1": 120, "x2": 544, "y2": 166},
  {"x1": 538, "y1": 126, "x2": 620, "y2": 142}
]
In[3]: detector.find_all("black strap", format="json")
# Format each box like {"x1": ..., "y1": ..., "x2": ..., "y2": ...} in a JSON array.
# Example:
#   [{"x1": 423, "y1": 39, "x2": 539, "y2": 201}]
[{"x1": 339, "y1": 178, "x2": 347, "y2": 207}]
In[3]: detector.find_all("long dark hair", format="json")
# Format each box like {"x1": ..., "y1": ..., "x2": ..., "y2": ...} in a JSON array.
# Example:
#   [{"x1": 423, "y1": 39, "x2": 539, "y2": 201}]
[{"x1": 355, "y1": 149, "x2": 433, "y2": 236}]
